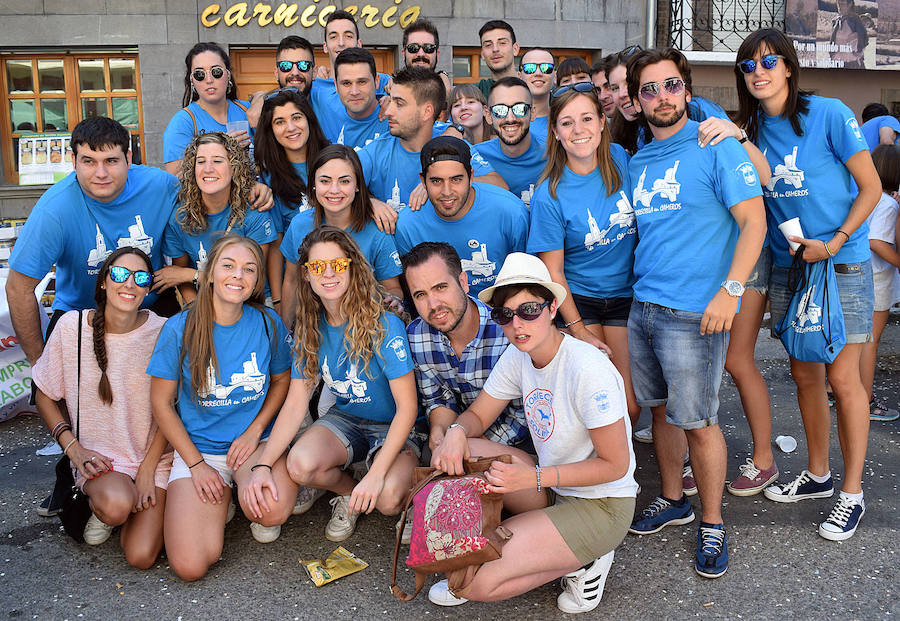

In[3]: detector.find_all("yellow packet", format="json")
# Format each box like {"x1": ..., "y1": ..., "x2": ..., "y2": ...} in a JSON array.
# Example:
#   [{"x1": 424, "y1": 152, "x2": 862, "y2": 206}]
[{"x1": 300, "y1": 546, "x2": 368, "y2": 587}]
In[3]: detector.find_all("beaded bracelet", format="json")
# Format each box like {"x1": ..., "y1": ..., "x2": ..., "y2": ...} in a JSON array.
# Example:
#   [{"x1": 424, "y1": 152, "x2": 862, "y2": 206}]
[{"x1": 535, "y1": 465, "x2": 542, "y2": 492}]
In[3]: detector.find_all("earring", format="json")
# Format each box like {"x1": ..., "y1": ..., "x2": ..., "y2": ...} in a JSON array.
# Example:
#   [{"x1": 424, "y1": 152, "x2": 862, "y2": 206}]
[{"x1": 191, "y1": 83, "x2": 197, "y2": 97}]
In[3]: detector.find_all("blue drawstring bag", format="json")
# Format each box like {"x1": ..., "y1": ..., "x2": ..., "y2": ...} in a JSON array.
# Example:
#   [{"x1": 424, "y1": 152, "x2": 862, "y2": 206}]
[{"x1": 774, "y1": 246, "x2": 846, "y2": 363}]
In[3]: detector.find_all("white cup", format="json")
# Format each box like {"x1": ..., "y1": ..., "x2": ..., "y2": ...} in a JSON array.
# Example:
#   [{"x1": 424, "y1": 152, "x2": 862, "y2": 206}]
[
  {"x1": 778, "y1": 217, "x2": 804, "y2": 251},
  {"x1": 775, "y1": 435, "x2": 797, "y2": 453},
  {"x1": 225, "y1": 120, "x2": 250, "y2": 134}
]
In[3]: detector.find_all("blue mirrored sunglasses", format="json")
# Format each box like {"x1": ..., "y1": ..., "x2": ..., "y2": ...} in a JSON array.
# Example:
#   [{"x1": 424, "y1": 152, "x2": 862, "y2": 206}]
[
  {"x1": 737, "y1": 54, "x2": 783, "y2": 74},
  {"x1": 109, "y1": 265, "x2": 152, "y2": 288},
  {"x1": 550, "y1": 81, "x2": 595, "y2": 99}
]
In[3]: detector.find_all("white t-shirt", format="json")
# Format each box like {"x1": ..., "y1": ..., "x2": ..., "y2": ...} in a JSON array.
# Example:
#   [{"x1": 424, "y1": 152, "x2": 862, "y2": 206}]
[
  {"x1": 483, "y1": 334, "x2": 637, "y2": 499},
  {"x1": 867, "y1": 192, "x2": 900, "y2": 275}
]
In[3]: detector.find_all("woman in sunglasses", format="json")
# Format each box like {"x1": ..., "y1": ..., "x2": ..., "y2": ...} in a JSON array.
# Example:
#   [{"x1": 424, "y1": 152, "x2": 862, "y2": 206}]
[
  {"x1": 244, "y1": 226, "x2": 420, "y2": 544},
  {"x1": 528, "y1": 82, "x2": 641, "y2": 427},
  {"x1": 32, "y1": 247, "x2": 173, "y2": 566},
  {"x1": 449, "y1": 85, "x2": 492, "y2": 145},
  {"x1": 148, "y1": 235, "x2": 295, "y2": 580},
  {"x1": 734, "y1": 28, "x2": 881, "y2": 540},
  {"x1": 428, "y1": 252, "x2": 636, "y2": 613},
  {"x1": 163, "y1": 42, "x2": 252, "y2": 175},
  {"x1": 155, "y1": 132, "x2": 277, "y2": 308}
]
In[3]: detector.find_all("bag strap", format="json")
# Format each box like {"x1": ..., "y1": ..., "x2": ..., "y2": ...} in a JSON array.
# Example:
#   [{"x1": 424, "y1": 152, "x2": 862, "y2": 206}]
[
  {"x1": 232, "y1": 99, "x2": 249, "y2": 113},
  {"x1": 75, "y1": 310, "x2": 82, "y2": 440},
  {"x1": 390, "y1": 468, "x2": 444, "y2": 601},
  {"x1": 183, "y1": 106, "x2": 199, "y2": 136}
]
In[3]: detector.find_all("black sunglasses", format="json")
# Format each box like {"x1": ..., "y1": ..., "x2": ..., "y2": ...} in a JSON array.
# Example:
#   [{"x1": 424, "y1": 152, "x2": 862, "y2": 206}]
[
  {"x1": 736, "y1": 54, "x2": 784, "y2": 74},
  {"x1": 109, "y1": 265, "x2": 153, "y2": 288},
  {"x1": 406, "y1": 43, "x2": 437, "y2": 54},
  {"x1": 522, "y1": 62, "x2": 555, "y2": 75},
  {"x1": 490, "y1": 102, "x2": 531, "y2": 119},
  {"x1": 277, "y1": 60, "x2": 314, "y2": 73},
  {"x1": 265, "y1": 86, "x2": 300, "y2": 101},
  {"x1": 490, "y1": 301, "x2": 551, "y2": 326},
  {"x1": 550, "y1": 81, "x2": 596, "y2": 99},
  {"x1": 192, "y1": 66, "x2": 225, "y2": 82}
]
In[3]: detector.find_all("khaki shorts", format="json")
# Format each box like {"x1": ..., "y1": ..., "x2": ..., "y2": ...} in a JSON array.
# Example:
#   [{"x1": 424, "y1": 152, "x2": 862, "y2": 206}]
[{"x1": 543, "y1": 492, "x2": 635, "y2": 566}]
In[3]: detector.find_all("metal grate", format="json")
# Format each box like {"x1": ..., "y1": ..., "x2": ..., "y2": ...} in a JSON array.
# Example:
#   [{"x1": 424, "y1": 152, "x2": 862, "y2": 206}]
[{"x1": 668, "y1": 0, "x2": 786, "y2": 52}]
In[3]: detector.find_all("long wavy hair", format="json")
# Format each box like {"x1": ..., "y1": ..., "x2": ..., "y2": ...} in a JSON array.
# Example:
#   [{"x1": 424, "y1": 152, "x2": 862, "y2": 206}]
[
  {"x1": 176, "y1": 132, "x2": 254, "y2": 235},
  {"x1": 734, "y1": 29, "x2": 810, "y2": 142},
  {"x1": 181, "y1": 235, "x2": 269, "y2": 397},
  {"x1": 92, "y1": 246, "x2": 153, "y2": 405},
  {"x1": 292, "y1": 226, "x2": 387, "y2": 385},
  {"x1": 539, "y1": 89, "x2": 621, "y2": 199},
  {"x1": 308, "y1": 145, "x2": 373, "y2": 233},
  {"x1": 254, "y1": 89, "x2": 329, "y2": 213},
  {"x1": 449, "y1": 84, "x2": 491, "y2": 144},
  {"x1": 181, "y1": 42, "x2": 237, "y2": 108}
]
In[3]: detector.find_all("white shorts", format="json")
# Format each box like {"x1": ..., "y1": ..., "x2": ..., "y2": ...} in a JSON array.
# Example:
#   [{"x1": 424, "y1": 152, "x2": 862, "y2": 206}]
[
  {"x1": 873, "y1": 268, "x2": 900, "y2": 312},
  {"x1": 169, "y1": 452, "x2": 234, "y2": 486}
]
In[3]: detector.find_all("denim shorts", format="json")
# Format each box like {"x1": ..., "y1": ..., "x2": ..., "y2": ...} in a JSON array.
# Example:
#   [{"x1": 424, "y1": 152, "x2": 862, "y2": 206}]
[
  {"x1": 313, "y1": 406, "x2": 427, "y2": 469},
  {"x1": 627, "y1": 301, "x2": 728, "y2": 430},
  {"x1": 744, "y1": 245, "x2": 772, "y2": 294},
  {"x1": 555, "y1": 294, "x2": 632, "y2": 328},
  {"x1": 769, "y1": 260, "x2": 874, "y2": 344}
]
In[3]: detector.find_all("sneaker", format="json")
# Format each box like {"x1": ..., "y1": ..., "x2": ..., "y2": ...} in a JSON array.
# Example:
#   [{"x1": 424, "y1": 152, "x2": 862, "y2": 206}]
[
  {"x1": 428, "y1": 579, "x2": 468, "y2": 606},
  {"x1": 249, "y1": 522, "x2": 281, "y2": 543},
  {"x1": 818, "y1": 493, "x2": 865, "y2": 541},
  {"x1": 395, "y1": 514, "x2": 413, "y2": 545},
  {"x1": 293, "y1": 486, "x2": 325, "y2": 516},
  {"x1": 226, "y1": 501, "x2": 236, "y2": 524},
  {"x1": 633, "y1": 426, "x2": 653, "y2": 444},
  {"x1": 727, "y1": 458, "x2": 779, "y2": 496},
  {"x1": 629, "y1": 495, "x2": 695, "y2": 535},
  {"x1": 869, "y1": 400, "x2": 899, "y2": 422},
  {"x1": 827, "y1": 391, "x2": 835, "y2": 408},
  {"x1": 694, "y1": 523, "x2": 728, "y2": 578},
  {"x1": 763, "y1": 470, "x2": 834, "y2": 503},
  {"x1": 557, "y1": 550, "x2": 614, "y2": 614},
  {"x1": 37, "y1": 490, "x2": 63, "y2": 518},
  {"x1": 682, "y1": 464, "x2": 698, "y2": 496},
  {"x1": 325, "y1": 495, "x2": 359, "y2": 542},
  {"x1": 83, "y1": 514, "x2": 113, "y2": 545}
]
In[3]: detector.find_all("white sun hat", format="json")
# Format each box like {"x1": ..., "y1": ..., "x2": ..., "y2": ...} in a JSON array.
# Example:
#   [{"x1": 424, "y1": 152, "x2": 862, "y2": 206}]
[{"x1": 477, "y1": 252, "x2": 567, "y2": 306}]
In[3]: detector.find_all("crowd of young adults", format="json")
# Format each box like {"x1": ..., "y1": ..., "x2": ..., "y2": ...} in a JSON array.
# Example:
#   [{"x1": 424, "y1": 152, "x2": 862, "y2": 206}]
[{"x1": 5, "y1": 10, "x2": 900, "y2": 614}]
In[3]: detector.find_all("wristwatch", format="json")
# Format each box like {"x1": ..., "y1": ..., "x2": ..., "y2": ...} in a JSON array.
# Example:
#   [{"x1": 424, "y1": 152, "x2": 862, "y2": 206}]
[
  {"x1": 738, "y1": 128, "x2": 748, "y2": 144},
  {"x1": 449, "y1": 122, "x2": 465, "y2": 134},
  {"x1": 192, "y1": 270, "x2": 200, "y2": 287},
  {"x1": 721, "y1": 279, "x2": 745, "y2": 297}
]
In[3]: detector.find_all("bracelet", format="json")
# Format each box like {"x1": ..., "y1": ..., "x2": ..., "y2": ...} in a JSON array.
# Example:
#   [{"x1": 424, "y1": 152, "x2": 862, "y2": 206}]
[
  {"x1": 836, "y1": 229, "x2": 850, "y2": 241},
  {"x1": 250, "y1": 464, "x2": 272, "y2": 472},
  {"x1": 563, "y1": 318, "x2": 583, "y2": 328},
  {"x1": 555, "y1": 466, "x2": 561, "y2": 488},
  {"x1": 62, "y1": 437, "x2": 77, "y2": 457},
  {"x1": 824, "y1": 241, "x2": 835, "y2": 257},
  {"x1": 52, "y1": 422, "x2": 71, "y2": 442},
  {"x1": 271, "y1": 298, "x2": 281, "y2": 305},
  {"x1": 447, "y1": 422, "x2": 465, "y2": 435},
  {"x1": 188, "y1": 459, "x2": 204, "y2": 469},
  {"x1": 535, "y1": 465, "x2": 542, "y2": 492}
]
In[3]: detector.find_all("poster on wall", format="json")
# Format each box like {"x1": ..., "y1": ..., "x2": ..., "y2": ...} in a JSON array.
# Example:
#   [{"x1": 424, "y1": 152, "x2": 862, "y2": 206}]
[
  {"x1": 786, "y1": 0, "x2": 900, "y2": 69},
  {"x1": 17, "y1": 132, "x2": 74, "y2": 185}
]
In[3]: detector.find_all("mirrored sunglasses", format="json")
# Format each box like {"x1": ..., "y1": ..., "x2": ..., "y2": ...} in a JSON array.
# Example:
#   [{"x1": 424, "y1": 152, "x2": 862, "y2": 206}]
[
  {"x1": 550, "y1": 81, "x2": 595, "y2": 99},
  {"x1": 490, "y1": 301, "x2": 551, "y2": 326},
  {"x1": 490, "y1": 102, "x2": 532, "y2": 119},
  {"x1": 638, "y1": 77, "x2": 685, "y2": 102},
  {"x1": 278, "y1": 60, "x2": 314, "y2": 73},
  {"x1": 522, "y1": 62, "x2": 554, "y2": 75},
  {"x1": 265, "y1": 86, "x2": 300, "y2": 101},
  {"x1": 192, "y1": 66, "x2": 226, "y2": 82},
  {"x1": 109, "y1": 265, "x2": 153, "y2": 288},
  {"x1": 304, "y1": 257, "x2": 352, "y2": 276},
  {"x1": 405, "y1": 43, "x2": 437, "y2": 54},
  {"x1": 737, "y1": 54, "x2": 783, "y2": 74}
]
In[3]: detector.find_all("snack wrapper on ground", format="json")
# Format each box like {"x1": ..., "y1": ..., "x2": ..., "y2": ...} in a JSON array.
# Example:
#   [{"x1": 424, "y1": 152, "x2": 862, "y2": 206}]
[{"x1": 300, "y1": 546, "x2": 368, "y2": 587}]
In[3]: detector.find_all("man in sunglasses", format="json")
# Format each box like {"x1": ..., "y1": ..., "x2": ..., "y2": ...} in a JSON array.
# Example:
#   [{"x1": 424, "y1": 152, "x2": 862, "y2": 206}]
[
  {"x1": 401, "y1": 18, "x2": 452, "y2": 98},
  {"x1": 246, "y1": 36, "x2": 315, "y2": 129},
  {"x1": 623, "y1": 48, "x2": 766, "y2": 580},
  {"x1": 476, "y1": 20, "x2": 520, "y2": 99},
  {"x1": 518, "y1": 49, "x2": 556, "y2": 144}
]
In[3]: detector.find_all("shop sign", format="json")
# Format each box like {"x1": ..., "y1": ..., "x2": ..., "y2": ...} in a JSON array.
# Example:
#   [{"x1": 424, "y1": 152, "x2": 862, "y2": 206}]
[{"x1": 201, "y1": 1, "x2": 421, "y2": 29}]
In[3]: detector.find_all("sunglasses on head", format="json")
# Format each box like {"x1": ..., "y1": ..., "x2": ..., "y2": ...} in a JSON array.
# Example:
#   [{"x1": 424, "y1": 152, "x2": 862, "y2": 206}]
[
  {"x1": 304, "y1": 257, "x2": 351, "y2": 276},
  {"x1": 522, "y1": 62, "x2": 554, "y2": 75},
  {"x1": 406, "y1": 42, "x2": 437, "y2": 55},
  {"x1": 638, "y1": 77, "x2": 685, "y2": 102},
  {"x1": 265, "y1": 86, "x2": 300, "y2": 101},
  {"x1": 192, "y1": 66, "x2": 226, "y2": 82},
  {"x1": 551, "y1": 81, "x2": 595, "y2": 99},
  {"x1": 736, "y1": 54, "x2": 784, "y2": 74},
  {"x1": 620, "y1": 44, "x2": 644, "y2": 57},
  {"x1": 277, "y1": 59, "x2": 313, "y2": 73},
  {"x1": 109, "y1": 265, "x2": 152, "y2": 288},
  {"x1": 490, "y1": 301, "x2": 551, "y2": 326},
  {"x1": 490, "y1": 102, "x2": 532, "y2": 119}
]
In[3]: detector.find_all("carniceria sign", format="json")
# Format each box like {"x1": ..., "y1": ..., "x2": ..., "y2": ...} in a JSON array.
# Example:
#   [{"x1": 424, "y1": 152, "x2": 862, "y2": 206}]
[{"x1": 201, "y1": 0, "x2": 422, "y2": 29}]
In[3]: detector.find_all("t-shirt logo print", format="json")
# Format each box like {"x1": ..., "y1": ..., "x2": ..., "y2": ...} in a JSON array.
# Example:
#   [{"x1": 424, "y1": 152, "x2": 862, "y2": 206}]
[
  {"x1": 386, "y1": 336, "x2": 407, "y2": 361},
  {"x1": 86, "y1": 215, "x2": 155, "y2": 267},
  {"x1": 765, "y1": 146, "x2": 805, "y2": 191},
  {"x1": 846, "y1": 117, "x2": 863, "y2": 142},
  {"x1": 197, "y1": 241, "x2": 208, "y2": 271},
  {"x1": 524, "y1": 388, "x2": 555, "y2": 442},
  {"x1": 321, "y1": 356, "x2": 369, "y2": 398},
  {"x1": 795, "y1": 285, "x2": 823, "y2": 329},
  {"x1": 736, "y1": 161, "x2": 758, "y2": 187},
  {"x1": 584, "y1": 191, "x2": 635, "y2": 251},
  {"x1": 387, "y1": 179, "x2": 407, "y2": 212},
  {"x1": 633, "y1": 161, "x2": 681, "y2": 207},
  {"x1": 199, "y1": 352, "x2": 266, "y2": 400},
  {"x1": 460, "y1": 240, "x2": 496, "y2": 278}
]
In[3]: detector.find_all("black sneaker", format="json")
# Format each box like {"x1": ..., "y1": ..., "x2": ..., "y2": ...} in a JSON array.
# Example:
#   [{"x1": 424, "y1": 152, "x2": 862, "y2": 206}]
[{"x1": 37, "y1": 490, "x2": 63, "y2": 518}]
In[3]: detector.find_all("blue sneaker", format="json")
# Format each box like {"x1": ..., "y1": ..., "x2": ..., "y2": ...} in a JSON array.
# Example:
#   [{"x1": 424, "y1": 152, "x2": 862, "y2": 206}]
[
  {"x1": 818, "y1": 493, "x2": 865, "y2": 541},
  {"x1": 763, "y1": 470, "x2": 834, "y2": 503},
  {"x1": 629, "y1": 495, "x2": 695, "y2": 535},
  {"x1": 695, "y1": 523, "x2": 728, "y2": 578}
]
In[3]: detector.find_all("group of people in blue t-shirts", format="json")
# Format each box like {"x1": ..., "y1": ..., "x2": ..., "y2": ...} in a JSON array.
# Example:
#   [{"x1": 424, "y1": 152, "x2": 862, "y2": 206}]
[{"x1": 6, "y1": 10, "x2": 900, "y2": 614}]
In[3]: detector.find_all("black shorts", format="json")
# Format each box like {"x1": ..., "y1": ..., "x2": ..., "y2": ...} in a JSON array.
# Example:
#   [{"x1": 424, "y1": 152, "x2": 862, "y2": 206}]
[{"x1": 555, "y1": 294, "x2": 632, "y2": 328}]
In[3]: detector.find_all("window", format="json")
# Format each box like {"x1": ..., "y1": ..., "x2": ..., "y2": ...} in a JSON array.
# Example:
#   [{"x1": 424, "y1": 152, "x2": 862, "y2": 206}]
[
  {"x1": 0, "y1": 52, "x2": 145, "y2": 184},
  {"x1": 450, "y1": 48, "x2": 595, "y2": 86}
]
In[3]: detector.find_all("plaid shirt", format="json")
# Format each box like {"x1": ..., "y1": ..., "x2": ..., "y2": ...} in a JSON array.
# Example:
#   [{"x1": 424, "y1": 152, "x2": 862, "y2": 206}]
[{"x1": 406, "y1": 296, "x2": 528, "y2": 446}]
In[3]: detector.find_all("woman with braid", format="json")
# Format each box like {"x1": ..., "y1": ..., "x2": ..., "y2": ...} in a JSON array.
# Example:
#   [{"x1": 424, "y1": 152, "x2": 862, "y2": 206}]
[{"x1": 32, "y1": 247, "x2": 172, "y2": 565}]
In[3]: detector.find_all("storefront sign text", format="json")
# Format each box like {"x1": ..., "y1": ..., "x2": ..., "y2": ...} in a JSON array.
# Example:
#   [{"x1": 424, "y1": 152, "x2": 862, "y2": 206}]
[{"x1": 201, "y1": 1, "x2": 421, "y2": 29}]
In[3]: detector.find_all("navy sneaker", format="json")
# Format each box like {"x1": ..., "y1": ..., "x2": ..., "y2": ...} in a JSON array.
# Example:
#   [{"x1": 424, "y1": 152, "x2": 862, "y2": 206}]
[
  {"x1": 695, "y1": 523, "x2": 728, "y2": 578},
  {"x1": 629, "y1": 495, "x2": 695, "y2": 535},
  {"x1": 763, "y1": 470, "x2": 834, "y2": 503},
  {"x1": 818, "y1": 493, "x2": 865, "y2": 541}
]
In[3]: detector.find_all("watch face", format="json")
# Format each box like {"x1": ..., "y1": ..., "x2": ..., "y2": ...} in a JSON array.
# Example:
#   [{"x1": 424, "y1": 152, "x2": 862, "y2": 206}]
[{"x1": 726, "y1": 281, "x2": 743, "y2": 296}]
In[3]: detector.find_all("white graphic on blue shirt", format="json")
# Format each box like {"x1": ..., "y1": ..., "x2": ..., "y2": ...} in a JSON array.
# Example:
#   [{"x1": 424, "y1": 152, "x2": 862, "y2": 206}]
[
  {"x1": 795, "y1": 285, "x2": 822, "y2": 329},
  {"x1": 846, "y1": 117, "x2": 862, "y2": 142},
  {"x1": 736, "y1": 161, "x2": 758, "y2": 186},
  {"x1": 199, "y1": 352, "x2": 266, "y2": 402},
  {"x1": 197, "y1": 241, "x2": 208, "y2": 271},
  {"x1": 387, "y1": 179, "x2": 407, "y2": 212},
  {"x1": 633, "y1": 161, "x2": 681, "y2": 207},
  {"x1": 584, "y1": 191, "x2": 635, "y2": 251},
  {"x1": 386, "y1": 336, "x2": 408, "y2": 361},
  {"x1": 524, "y1": 388, "x2": 555, "y2": 442},
  {"x1": 87, "y1": 215, "x2": 154, "y2": 267},
  {"x1": 520, "y1": 184, "x2": 534, "y2": 208},
  {"x1": 460, "y1": 241, "x2": 496, "y2": 277},
  {"x1": 322, "y1": 356, "x2": 369, "y2": 401},
  {"x1": 765, "y1": 146, "x2": 805, "y2": 191},
  {"x1": 336, "y1": 126, "x2": 345, "y2": 145}
]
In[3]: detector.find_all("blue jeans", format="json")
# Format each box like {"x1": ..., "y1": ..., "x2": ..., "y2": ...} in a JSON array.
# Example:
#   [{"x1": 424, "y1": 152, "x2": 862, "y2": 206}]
[{"x1": 313, "y1": 407, "x2": 427, "y2": 469}]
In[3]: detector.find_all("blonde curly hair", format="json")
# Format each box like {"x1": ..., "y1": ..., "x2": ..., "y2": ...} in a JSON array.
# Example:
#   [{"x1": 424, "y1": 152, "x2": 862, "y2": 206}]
[{"x1": 176, "y1": 132, "x2": 255, "y2": 234}]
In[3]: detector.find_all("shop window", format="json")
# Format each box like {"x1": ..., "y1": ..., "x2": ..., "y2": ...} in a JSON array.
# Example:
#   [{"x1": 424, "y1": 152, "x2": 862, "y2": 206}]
[{"x1": 450, "y1": 48, "x2": 595, "y2": 86}]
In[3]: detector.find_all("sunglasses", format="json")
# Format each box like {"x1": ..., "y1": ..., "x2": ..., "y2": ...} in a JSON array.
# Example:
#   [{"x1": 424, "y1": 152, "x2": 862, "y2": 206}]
[
  {"x1": 304, "y1": 257, "x2": 351, "y2": 276},
  {"x1": 405, "y1": 42, "x2": 437, "y2": 55},
  {"x1": 638, "y1": 77, "x2": 685, "y2": 102},
  {"x1": 551, "y1": 81, "x2": 595, "y2": 99},
  {"x1": 265, "y1": 86, "x2": 300, "y2": 101},
  {"x1": 736, "y1": 54, "x2": 784, "y2": 74},
  {"x1": 620, "y1": 44, "x2": 644, "y2": 57},
  {"x1": 277, "y1": 59, "x2": 314, "y2": 73},
  {"x1": 109, "y1": 265, "x2": 152, "y2": 288},
  {"x1": 522, "y1": 62, "x2": 554, "y2": 75},
  {"x1": 490, "y1": 102, "x2": 532, "y2": 119},
  {"x1": 490, "y1": 301, "x2": 551, "y2": 326},
  {"x1": 192, "y1": 66, "x2": 226, "y2": 82}
]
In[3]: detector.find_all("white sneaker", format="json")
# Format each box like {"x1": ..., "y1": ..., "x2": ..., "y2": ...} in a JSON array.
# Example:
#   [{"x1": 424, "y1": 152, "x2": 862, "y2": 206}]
[
  {"x1": 325, "y1": 495, "x2": 359, "y2": 542},
  {"x1": 250, "y1": 522, "x2": 281, "y2": 543},
  {"x1": 395, "y1": 514, "x2": 413, "y2": 545},
  {"x1": 557, "y1": 549, "x2": 614, "y2": 614},
  {"x1": 83, "y1": 514, "x2": 113, "y2": 545},
  {"x1": 633, "y1": 426, "x2": 653, "y2": 444},
  {"x1": 428, "y1": 579, "x2": 469, "y2": 606},
  {"x1": 293, "y1": 486, "x2": 325, "y2": 515}
]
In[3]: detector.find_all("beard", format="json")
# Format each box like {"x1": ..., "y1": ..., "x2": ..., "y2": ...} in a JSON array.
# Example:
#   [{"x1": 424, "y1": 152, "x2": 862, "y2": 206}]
[
  {"x1": 644, "y1": 101, "x2": 686, "y2": 128},
  {"x1": 279, "y1": 75, "x2": 312, "y2": 97},
  {"x1": 406, "y1": 55, "x2": 437, "y2": 71},
  {"x1": 495, "y1": 121, "x2": 530, "y2": 146}
]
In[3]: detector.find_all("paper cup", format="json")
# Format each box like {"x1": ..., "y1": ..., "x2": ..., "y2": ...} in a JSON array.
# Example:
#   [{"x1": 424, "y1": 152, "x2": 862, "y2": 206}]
[
  {"x1": 778, "y1": 218, "x2": 804, "y2": 251},
  {"x1": 225, "y1": 120, "x2": 250, "y2": 134},
  {"x1": 775, "y1": 435, "x2": 797, "y2": 453}
]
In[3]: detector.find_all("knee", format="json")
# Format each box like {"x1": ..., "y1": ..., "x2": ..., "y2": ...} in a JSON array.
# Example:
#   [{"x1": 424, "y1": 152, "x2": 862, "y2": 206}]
[
  {"x1": 169, "y1": 556, "x2": 212, "y2": 582},
  {"x1": 255, "y1": 503, "x2": 291, "y2": 527},
  {"x1": 374, "y1": 486, "x2": 406, "y2": 516},
  {"x1": 125, "y1": 544, "x2": 161, "y2": 570},
  {"x1": 89, "y1": 491, "x2": 132, "y2": 526},
  {"x1": 286, "y1": 452, "x2": 322, "y2": 486}
]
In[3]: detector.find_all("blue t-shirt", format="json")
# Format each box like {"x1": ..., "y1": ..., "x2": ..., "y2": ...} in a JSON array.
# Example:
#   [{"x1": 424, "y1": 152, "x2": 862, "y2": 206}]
[
  {"x1": 263, "y1": 163, "x2": 311, "y2": 234},
  {"x1": 162, "y1": 100, "x2": 252, "y2": 163},
  {"x1": 357, "y1": 134, "x2": 496, "y2": 210},
  {"x1": 309, "y1": 74, "x2": 390, "y2": 140},
  {"x1": 279, "y1": 210, "x2": 401, "y2": 282},
  {"x1": 10, "y1": 165, "x2": 178, "y2": 312},
  {"x1": 394, "y1": 182, "x2": 529, "y2": 296},
  {"x1": 146, "y1": 306, "x2": 292, "y2": 454},
  {"x1": 527, "y1": 145, "x2": 636, "y2": 298},
  {"x1": 324, "y1": 106, "x2": 389, "y2": 151},
  {"x1": 628, "y1": 120, "x2": 762, "y2": 313},
  {"x1": 757, "y1": 96, "x2": 870, "y2": 267},
  {"x1": 473, "y1": 135, "x2": 546, "y2": 208},
  {"x1": 163, "y1": 204, "x2": 277, "y2": 270},
  {"x1": 860, "y1": 115, "x2": 900, "y2": 151},
  {"x1": 688, "y1": 96, "x2": 729, "y2": 122},
  {"x1": 530, "y1": 116, "x2": 549, "y2": 145},
  {"x1": 292, "y1": 312, "x2": 413, "y2": 423}
]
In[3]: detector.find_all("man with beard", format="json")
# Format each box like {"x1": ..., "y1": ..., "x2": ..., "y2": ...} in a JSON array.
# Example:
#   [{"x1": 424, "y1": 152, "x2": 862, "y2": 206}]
[
  {"x1": 473, "y1": 77, "x2": 546, "y2": 208},
  {"x1": 401, "y1": 18, "x2": 452, "y2": 100},
  {"x1": 393, "y1": 136, "x2": 527, "y2": 298},
  {"x1": 246, "y1": 36, "x2": 315, "y2": 129},
  {"x1": 624, "y1": 48, "x2": 766, "y2": 580},
  {"x1": 518, "y1": 49, "x2": 555, "y2": 144},
  {"x1": 476, "y1": 20, "x2": 520, "y2": 99},
  {"x1": 402, "y1": 241, "x2": 529, "y2": 450}
]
